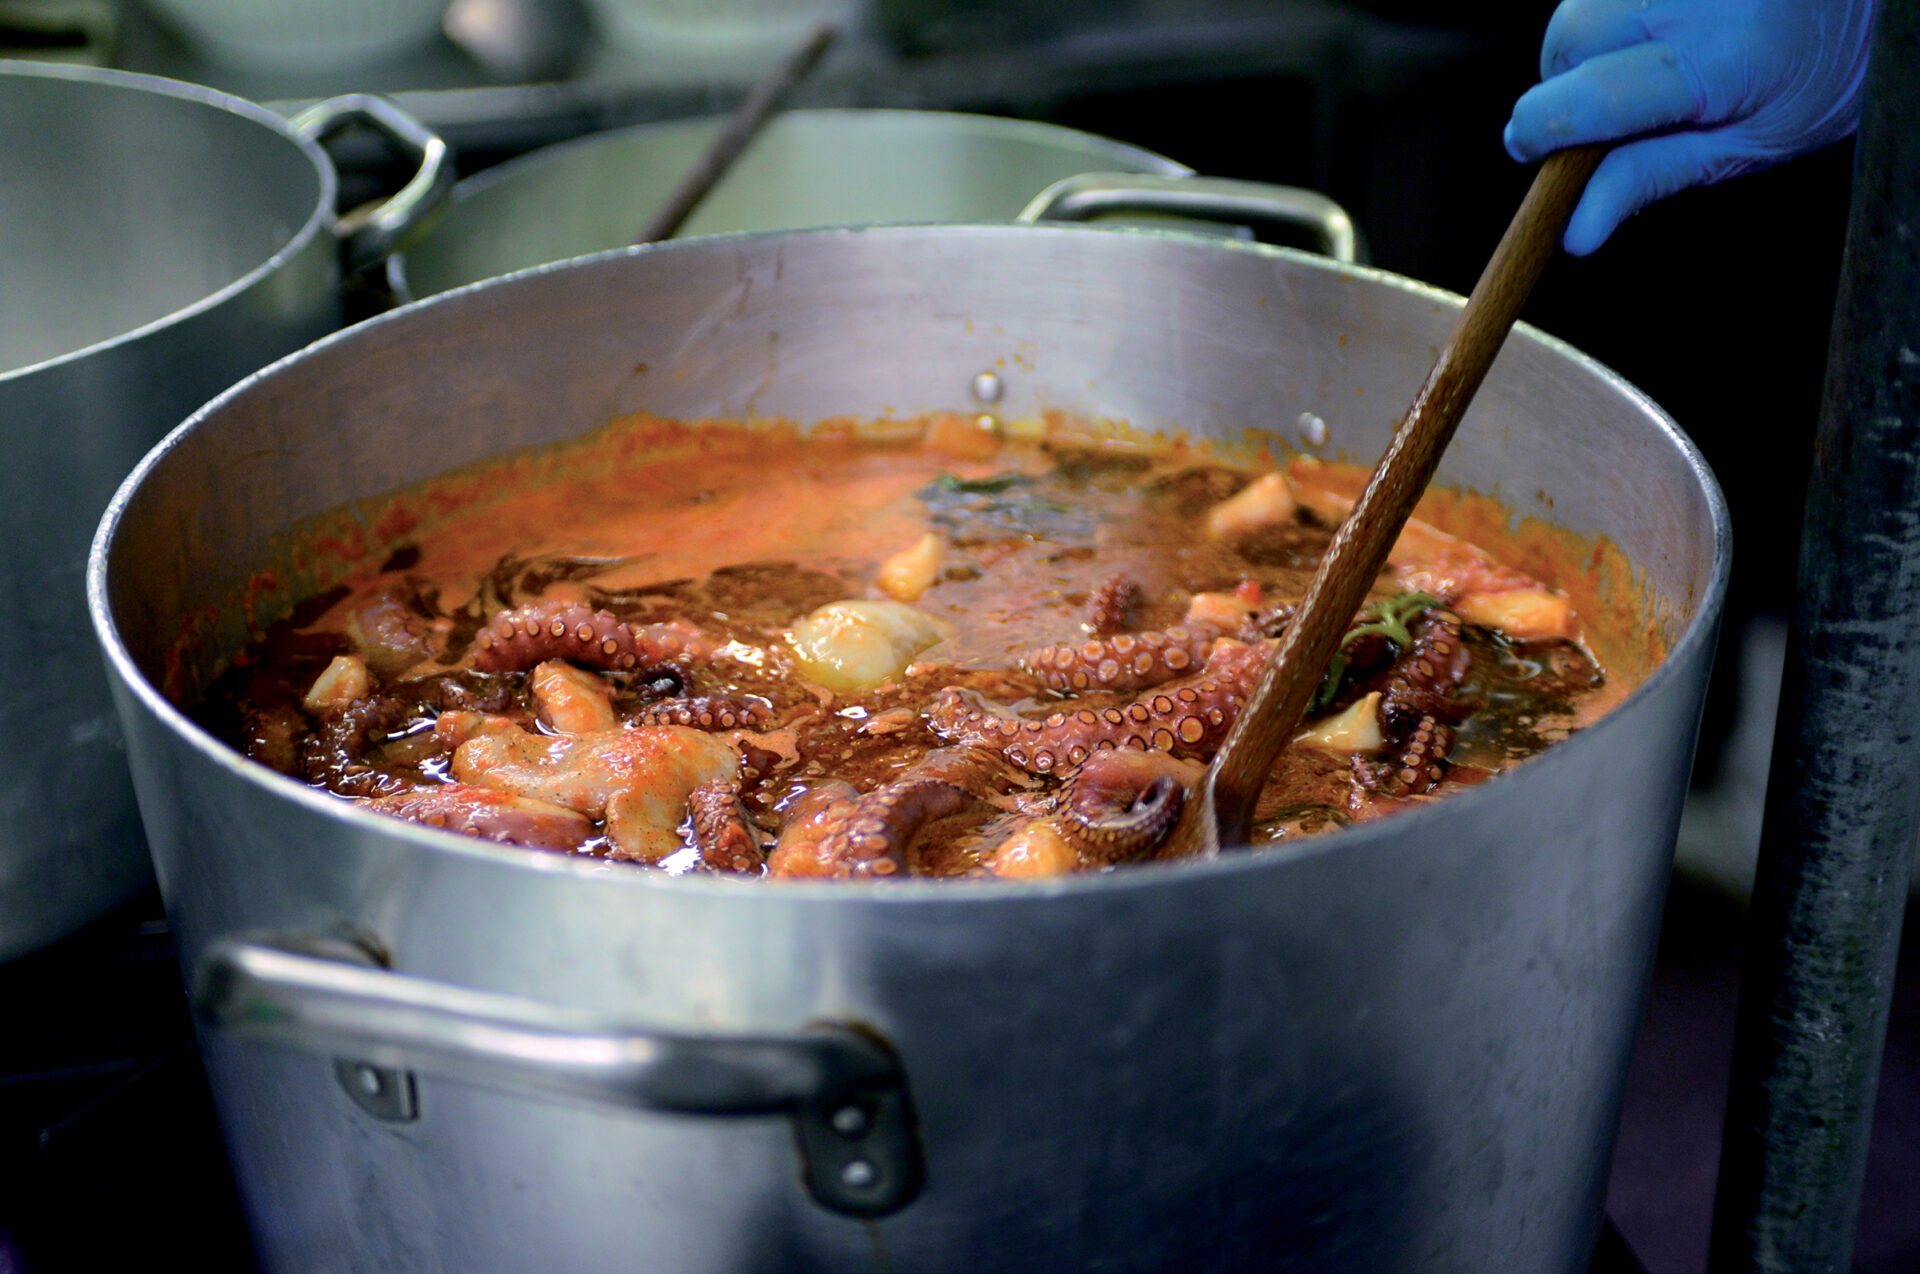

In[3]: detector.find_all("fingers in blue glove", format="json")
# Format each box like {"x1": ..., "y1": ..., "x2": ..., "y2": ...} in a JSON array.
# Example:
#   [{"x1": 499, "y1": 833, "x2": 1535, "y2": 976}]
[
  {"x1": 1539, "y1": 0, "x2": 1667, "y2": 77},
  {"x1": 1505, "y1": 41, "x2": 1703, "y2": 162},
  {"x1": 1563, "y1": 132, "x2": 1764, "y2": 256},
  {"x1": 1503, "y1": 0, "x2": 1875, "y2": 252}
]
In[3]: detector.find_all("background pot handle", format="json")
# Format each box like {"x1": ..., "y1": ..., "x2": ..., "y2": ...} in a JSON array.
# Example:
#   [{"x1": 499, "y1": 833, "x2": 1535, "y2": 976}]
[
  {"x1": 195, "y1": 936, "x2": 922, "y2": 1218},
  {"x1": 1017, "y1": 172, "x2": 1364, "y2": 264},
  {"x1": 291, "y1": 95, "x2": 454, "y2": 275}
]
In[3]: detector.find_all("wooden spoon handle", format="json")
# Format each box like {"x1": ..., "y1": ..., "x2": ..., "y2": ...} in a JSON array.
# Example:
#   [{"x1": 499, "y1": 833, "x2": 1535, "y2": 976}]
[
  {"x1": 1202, "y1": 144, "x2": 1605, "y2": 850},
  {"x1": 630, "y1": 23, "x2": 839, "y2": 246}
]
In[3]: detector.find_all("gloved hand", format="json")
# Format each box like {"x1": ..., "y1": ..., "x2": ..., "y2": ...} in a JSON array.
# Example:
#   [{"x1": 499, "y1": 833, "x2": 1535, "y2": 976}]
[{"x1": 1504, "y1": 0, "x2": 1877, "y2": 254}]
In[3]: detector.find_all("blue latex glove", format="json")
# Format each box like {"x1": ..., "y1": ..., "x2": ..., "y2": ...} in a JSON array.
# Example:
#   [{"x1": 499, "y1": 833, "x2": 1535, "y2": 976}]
[{"x1": 1504, "y1": 0, "x2": 1877, "y2": 254}]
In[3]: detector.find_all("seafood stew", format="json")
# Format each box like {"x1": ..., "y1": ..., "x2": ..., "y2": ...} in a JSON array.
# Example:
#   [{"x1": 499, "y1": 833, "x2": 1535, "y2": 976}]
[{"x1": 198, "y1": 415, "x2": 1626, "y2": 880}]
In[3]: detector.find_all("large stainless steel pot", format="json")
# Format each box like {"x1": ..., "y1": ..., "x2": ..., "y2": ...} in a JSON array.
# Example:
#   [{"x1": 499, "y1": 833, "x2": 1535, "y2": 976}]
[
  {"x1": 390, "y1": 108, "x2": 1194, "y2": 301},
  {"x1": 91, "y1": 220, "x2": 1727, "y2": 1272},
  {"x1": 0, "y1": 65, "x2": 447, "y2": 961}
]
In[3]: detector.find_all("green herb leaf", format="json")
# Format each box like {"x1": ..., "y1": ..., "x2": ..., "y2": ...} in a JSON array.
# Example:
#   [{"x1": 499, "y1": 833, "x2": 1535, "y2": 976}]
[
  {"x1": 1310, "y1": 591, "x2": 1443, "y2": 713},
  {"x1": 925, "y1": 471, "x2": 1025, "y2": 495},
  {"x1": 1311, "y1": 652, "x2": 1349, "y2": 714}
]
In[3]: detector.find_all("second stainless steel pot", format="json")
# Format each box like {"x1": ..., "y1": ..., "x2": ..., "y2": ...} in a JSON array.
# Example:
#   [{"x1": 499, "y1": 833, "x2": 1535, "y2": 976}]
[
  {"x1": 389, "y1": 108, "x2": 1195, "y2": 300},
  {"x1": 92, "y1": 220, "x2": 1726, "y2": 1272},
  {"x1": 0, "y1": 63, "x2": 446, "y2": 961}
]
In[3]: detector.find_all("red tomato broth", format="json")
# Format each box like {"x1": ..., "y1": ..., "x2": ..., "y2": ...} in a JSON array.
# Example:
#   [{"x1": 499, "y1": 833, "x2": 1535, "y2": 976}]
[{"x1": 186, "y1": 411, "x2": 1654, "y2": 878}]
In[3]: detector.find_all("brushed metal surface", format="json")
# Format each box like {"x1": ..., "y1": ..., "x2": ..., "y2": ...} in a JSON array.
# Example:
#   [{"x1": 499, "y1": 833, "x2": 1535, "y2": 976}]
[
  {"x1": 0, "y1": 63, "x2": 341, "y2": 962},
  {"x1": 0, "y1": 67, "x2": 451, "y2": 963},
  {"x1": 390, "y1": 108, "x2": 1191, "y2": 300},
  {"x1": 288, "y1": 94, "x2": 454, "y2": 273},
  {"x1": 92, "y1": 226, "x2": 1729, "y2": 1272},
  {"x1": 199, "y1": 935, "x2": 925, "y2": 1217},
  {"x1": 1019, "y1": 171, "x2": 1363, "y2": 262}
]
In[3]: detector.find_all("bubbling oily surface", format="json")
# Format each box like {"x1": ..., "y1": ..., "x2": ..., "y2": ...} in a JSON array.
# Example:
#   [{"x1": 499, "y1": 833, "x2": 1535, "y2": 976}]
[{"x1": 197, "y1": 414, "x2": 1634, "y2": 879}]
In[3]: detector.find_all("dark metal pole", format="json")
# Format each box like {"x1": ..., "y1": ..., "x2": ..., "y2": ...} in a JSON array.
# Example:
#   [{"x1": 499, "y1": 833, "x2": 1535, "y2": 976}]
[{"x1": 1708, "y1": 4, "x2": 1920, "y2": 1271}]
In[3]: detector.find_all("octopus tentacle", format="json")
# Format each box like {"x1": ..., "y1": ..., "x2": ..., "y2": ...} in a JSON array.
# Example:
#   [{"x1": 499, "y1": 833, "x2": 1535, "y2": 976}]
[
  {"x1": 1253, "y1": 600, "x2": 1295, "y2": 640},
  {"x1": 633, "y1": 695, "x2": 770, "y2": 730},
  {"x1": 366, "y1": 784, "x2": 594, "y2": 852},
  {"x1": 1086, "y1": 573, "x2": 1142, "y2": 636},
  {"x1": 1021, "y1": 622, "x2": 1227, "y2": 695},
  {"x1": 343, "y1": 589, "x2": 435, "y2": 676},
  {"x1": 1357, "y1": 610, "x2": 1471, "y2": 796},
  {"x1": 688, "y1": 778, "x2": 768, "y2": 874},
  {"x1": 1057, "y1": 748, "x2": 1190, "y2": 864},
  {"x1": 933, "y1": 638, "x2": 1272, "y2": 775},
  {"x1": 301, "y1": 695, "x2": 416, "y2": 798},
  {"x1": 1355, "y1": 714, "x2": 1458, "y2": 796},
  {"x1": 736, "y1": 741, "x2": 785, "y2": 789},
  {"x1": 768, "y1": 778, "x2": 982, "y2": 879},
  {"x1": 1397, "y1": 714, "x2": 1454, "y2": 793},
  {"x1": 474, "y1": 600, "x2": 712, "y2": 675},
  {"x1": 1377, "y1": 609, "x2": 1472, "y2": 734},
  {"x1": 243, "y1": 705, "x2": 302, "y2": 775}
]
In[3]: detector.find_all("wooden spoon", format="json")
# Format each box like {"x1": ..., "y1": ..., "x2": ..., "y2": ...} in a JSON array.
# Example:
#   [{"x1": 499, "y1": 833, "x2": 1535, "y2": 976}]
[
  {"x1": 1169, "y1": 145, "x2": 1606, "y2": 858},
  {"x1": 630, "y1": 22, "x2": 839, "y2": 246}
]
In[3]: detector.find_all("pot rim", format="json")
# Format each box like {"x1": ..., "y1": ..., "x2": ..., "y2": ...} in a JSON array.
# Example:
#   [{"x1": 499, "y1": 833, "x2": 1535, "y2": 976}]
[
  {"x1": 0, "y1": 61, "x2": 336, "y2": 385},
  {"x1": 88, "y1": 222, "x2": 1733, "y2": 905},
  {"x1": 445, "y1": 108, "x2": 1195, "y2": 212}
]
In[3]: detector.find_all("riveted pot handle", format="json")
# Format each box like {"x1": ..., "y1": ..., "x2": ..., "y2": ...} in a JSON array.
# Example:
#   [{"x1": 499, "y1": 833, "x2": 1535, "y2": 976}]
[
  {"x1": 1017, "y1": 172, "x2": 1364, "y2": 264},
  {"x1": 195, "y1": 936, "x2": 922, "y2": 1218},
  {"x1": 292, "y1": 95, "x2": 454, "y2": 274}
]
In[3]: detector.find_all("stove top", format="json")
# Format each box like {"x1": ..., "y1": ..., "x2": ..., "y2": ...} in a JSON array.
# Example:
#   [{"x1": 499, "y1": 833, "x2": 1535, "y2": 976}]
[{"x1": 0, "y1": 893, "x2": 254, "y2": 1273}]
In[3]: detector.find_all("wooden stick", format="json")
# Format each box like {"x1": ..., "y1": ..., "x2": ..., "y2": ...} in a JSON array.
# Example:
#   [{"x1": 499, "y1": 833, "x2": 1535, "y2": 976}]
[
  {"x1": 1172, "y1": 144, "x2": 1605, "y2": 857},
  {"x1": 630, "y1": 22, "x2": 839, "y2": 246}
]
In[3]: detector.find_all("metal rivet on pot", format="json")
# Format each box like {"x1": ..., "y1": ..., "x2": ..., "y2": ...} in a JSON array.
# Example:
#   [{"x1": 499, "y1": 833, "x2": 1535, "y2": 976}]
[
  {"x1": 1297, "y1": 411, "x2": 1328, "y2": 447},
  {"x1": 830, "y1": 1103, "x2": 871, "y2": 1138},
  {"x1": 974, "y1": 413, "x2": 1002, "y2": 436},
  {"x1": 331, "y1": 1058, "x2": 418, "y2": 1121},
  {"x1": 840, "y1": 1159, "x2": 878, "y2": 1189},
  {"x1": 971, "y1": 371, "x2": 1004, "y2": 404}
]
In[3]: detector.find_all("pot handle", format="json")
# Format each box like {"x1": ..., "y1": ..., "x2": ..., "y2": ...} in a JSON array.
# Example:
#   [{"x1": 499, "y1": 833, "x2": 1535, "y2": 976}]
[
  {"x1": 291, "y1": 95, "x2": 454, "y2": 275},
  {"x1": 194, "y1": 935, "x2": 923, "y2": 1218},
  {"x1": 1016, "y1": 172, "x2": 1364, "y2": 264}
]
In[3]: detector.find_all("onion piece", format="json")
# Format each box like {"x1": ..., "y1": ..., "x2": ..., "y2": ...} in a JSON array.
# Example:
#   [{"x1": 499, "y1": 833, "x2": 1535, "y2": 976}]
[
  {"x1": 1455, "y1": 589, "x2": 1576, "y2": 642},
  {"x1": 875, "y1": 532, "x2": 945, "y2": 602},
  {"x1": 1206, "y1": 472, "x2": 1297, "y2": 538},
  {"x1": 790, "y1": 600, "x2": 944, "y2": 692},
  {"x1": 1296, "y1": 691, "x2": 1385, "y2": 755},
  {"x1": 303, "y1": 654, "x2": 370, "y2": 713}
]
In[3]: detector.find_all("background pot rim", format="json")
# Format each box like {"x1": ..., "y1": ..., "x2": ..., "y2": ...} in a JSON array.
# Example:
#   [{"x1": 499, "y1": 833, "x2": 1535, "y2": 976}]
[
  {"x1": 445, "y1": 107, "x2": 1194, "y2": 210},
  {"x1": 0, "y1": 61, "x2": 336, "y2": 385}
]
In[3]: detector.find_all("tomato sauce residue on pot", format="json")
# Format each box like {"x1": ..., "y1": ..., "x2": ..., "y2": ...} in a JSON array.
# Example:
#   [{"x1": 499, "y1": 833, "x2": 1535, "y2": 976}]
[{"x1": 195, "y1": 413, "x2": 1643, "y2": 880}]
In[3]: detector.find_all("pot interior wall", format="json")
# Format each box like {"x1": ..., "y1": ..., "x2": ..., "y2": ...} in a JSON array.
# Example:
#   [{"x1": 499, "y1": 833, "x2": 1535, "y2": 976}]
[
  {"x1": 0, "y1": 69, "x2": 320, "y2": 375},
  {"x1": 109, "y1": 225, "x2": 1719, "y2": 702}
]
